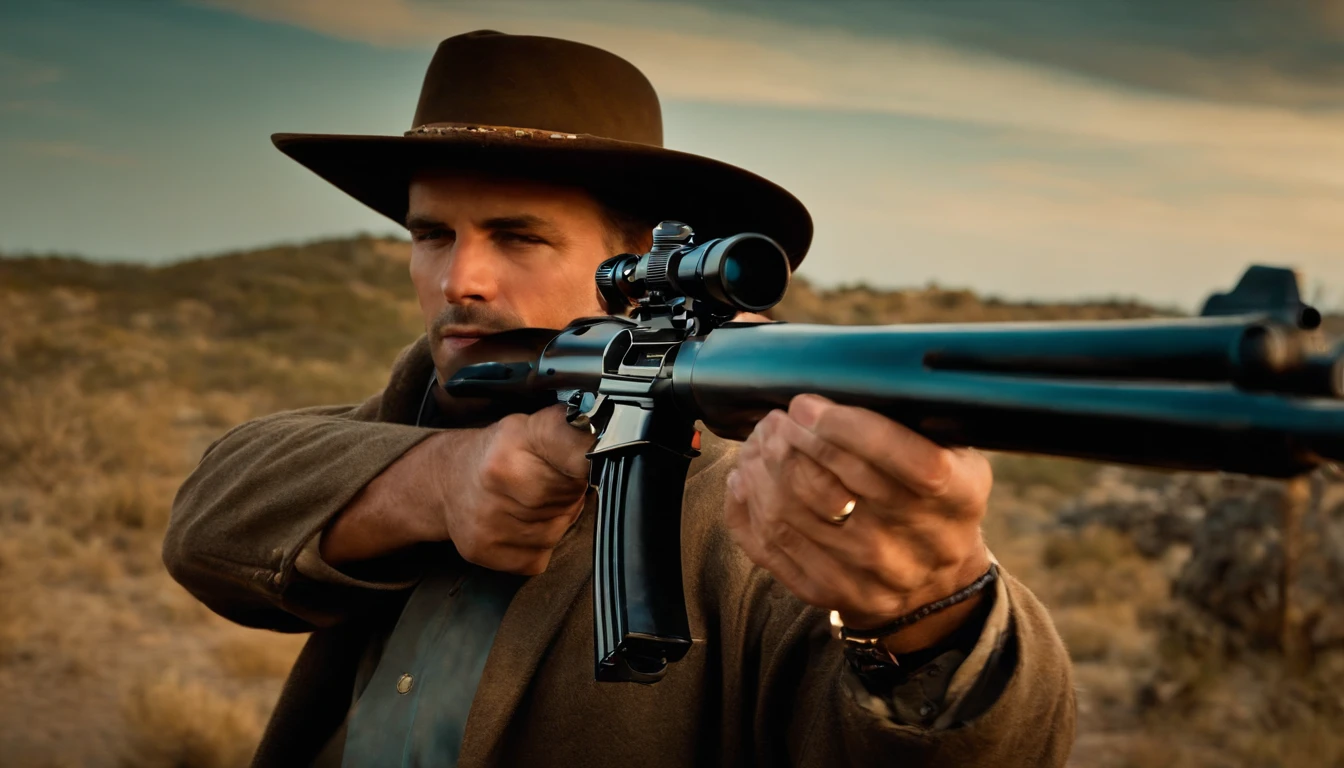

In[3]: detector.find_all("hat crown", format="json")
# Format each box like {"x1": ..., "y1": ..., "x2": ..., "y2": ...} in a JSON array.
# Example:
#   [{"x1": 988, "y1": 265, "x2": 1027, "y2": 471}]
[{"x1": 412, "y1": 30, "x2": 664, "y2": 147}]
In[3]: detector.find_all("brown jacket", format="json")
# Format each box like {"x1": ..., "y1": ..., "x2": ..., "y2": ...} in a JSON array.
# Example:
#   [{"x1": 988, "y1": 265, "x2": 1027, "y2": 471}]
[{"x1": 164, "y1": 337, "x2": 1076, "y2": 767}]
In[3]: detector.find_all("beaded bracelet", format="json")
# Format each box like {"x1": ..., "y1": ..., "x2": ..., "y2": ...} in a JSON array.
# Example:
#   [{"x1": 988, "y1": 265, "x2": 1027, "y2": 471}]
[{"x1": 834, "y1": 564, "x2": 999, "y2": 642}]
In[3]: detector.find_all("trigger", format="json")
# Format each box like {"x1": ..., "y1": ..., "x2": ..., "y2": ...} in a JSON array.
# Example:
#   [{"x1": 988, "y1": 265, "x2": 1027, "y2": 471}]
[{"x1": 566, "y1": 391, "x2": 607, "y2": 431}]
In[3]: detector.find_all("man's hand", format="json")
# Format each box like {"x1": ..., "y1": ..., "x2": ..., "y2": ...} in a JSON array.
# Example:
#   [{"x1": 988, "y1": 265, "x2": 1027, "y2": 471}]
[
  {"x1": 443, "y1": 404, "x2": 594, "y2": 574},
  {"x1": 723, "y1": 394, "x2": 992, "y2": 653},
  {"x1": 321, "y1": 404, "x2": 593, "y2": 575}
]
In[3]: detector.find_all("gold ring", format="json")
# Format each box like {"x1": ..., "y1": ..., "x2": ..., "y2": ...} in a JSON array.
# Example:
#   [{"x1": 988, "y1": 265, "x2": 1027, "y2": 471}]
[{"x1": 829, "y1": 498, "x2": 857, "y2": 525}]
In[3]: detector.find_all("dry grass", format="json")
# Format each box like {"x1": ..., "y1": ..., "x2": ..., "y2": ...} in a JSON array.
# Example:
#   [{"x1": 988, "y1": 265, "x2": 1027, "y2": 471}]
[
  {"x1": 773, "y1": 276, "x2": 1171, "y2": 325},
  {"x1": 119, "y1": 671, "x2": 264, "y2": 768},
  {"x1": 989, "y1": 454, "x2": 1102, "y2": 498},
  {"x1": 0, "y1": 239, "x2": 421, "y2": 765},
  {"x1": 212, "y1": 633, "x2": 307, "y2": 680}
]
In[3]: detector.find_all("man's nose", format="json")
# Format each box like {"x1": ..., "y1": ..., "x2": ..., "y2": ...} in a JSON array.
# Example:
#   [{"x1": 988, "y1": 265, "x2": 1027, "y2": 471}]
[{"x1": 440, "y1": 233, "x2": 498, "y2": 304}]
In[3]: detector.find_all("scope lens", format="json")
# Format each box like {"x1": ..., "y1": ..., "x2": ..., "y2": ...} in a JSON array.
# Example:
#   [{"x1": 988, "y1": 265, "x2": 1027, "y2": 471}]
[{"x1": 715, "y1": 236, "x2": 790, "y2": 311}]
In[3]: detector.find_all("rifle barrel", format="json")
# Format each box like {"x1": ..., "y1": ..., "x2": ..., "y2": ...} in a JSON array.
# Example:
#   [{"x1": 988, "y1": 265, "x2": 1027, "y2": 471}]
[{"x1": 675, "y1": 322, "x2": 1344, "y2": 478}]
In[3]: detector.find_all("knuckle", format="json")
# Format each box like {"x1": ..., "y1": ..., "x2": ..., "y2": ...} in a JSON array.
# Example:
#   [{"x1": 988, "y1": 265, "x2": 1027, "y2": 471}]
[
  {"x1": 568, "y1": 495, "x2": 588, "y2": 520},
  {"x1": 454, "y1": 538, "x2": 479, "y2": 562},
  {"x1": 539, "y1": 517, "x2": 571, "y2": 547},
  {"x1": 866, "y1": 593, "x2": 905, "y2": 620},
  {"x1": 497, "y1": 413, "x2": 530, "y2": 442},
  {"x1": 812, "y1": 439, "x2": 844, "y2": 470},
  {"x1": 755, "y1": 410, "x2": 784, "y2": 442},
  {"x1": 532, "y1": 404, "x2": 564, "y2": 427},
  {"x1": 453, "y1": 528, "x2": 486, "y2": 563},
  {"x1": 564, "y1": 452, "x2": 592, "y2": 481},
  {"x1": 877, "y1": 560, "x2": 922, "y2": 594},
  {"x1": 724, "y1": 518, "x2": 752, "y2": 550},
  {"x1": 738, "y1": 440, "x2": 761, "y2": 466},
  {"x1": 761, "y1": 432, "x2": 788, "y2": 465},
  {"x1": 763, "y1": 518, "x2": 794, "y2": 548},
  {"x1": 787, "y1": 393, "x2": 811, "y2": 415},
  {"x1": 850, "y1": 540, "x2": 884, "y2": 574},
  {"x1": 810, "y1": 406, "x2": 840, "y2": 437},
  {"x1": 512, "y1": 483, "x2": 549, "y2": 510},
  {"x1": 760, "y1": 409, "x2": 784, "y2": 431},
  {"x1": 965, "y1": 450, "x2": 994, "y2": 501},
  {"x1": 917, "y1": 449, "x2": 956, "y2": 498},
  {"x1": 478, "y1": 443, "x2": 514, "y2": 488},
  {"x1": 474, "y1": 520, "x2": 506, "y2": 551}
]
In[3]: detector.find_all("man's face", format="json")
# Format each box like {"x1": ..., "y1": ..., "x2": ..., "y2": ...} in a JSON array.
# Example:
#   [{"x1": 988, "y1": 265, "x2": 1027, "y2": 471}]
[{"x1": 407, "y1": 172, "x2": 630, "y2": 380}]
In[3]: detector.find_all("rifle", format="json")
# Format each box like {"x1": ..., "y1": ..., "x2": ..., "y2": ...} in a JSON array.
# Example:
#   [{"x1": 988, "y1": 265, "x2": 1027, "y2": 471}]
[{"x1": 440, "y1": 221, "x2": 1344, "y2": 685}]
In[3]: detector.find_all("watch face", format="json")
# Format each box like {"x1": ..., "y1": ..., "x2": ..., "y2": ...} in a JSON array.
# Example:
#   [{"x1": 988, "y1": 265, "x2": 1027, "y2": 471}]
[
  {"x1": 830, "y1": 610, "x2": 888, "y2": 647},
  {"x1": 843, "y1": 645, "x2": 902, "y2": 683}
]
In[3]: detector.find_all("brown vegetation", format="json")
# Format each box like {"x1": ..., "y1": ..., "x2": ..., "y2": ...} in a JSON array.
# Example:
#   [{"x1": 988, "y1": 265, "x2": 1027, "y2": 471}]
[{"x1": 1, "y1": 236, "x2": 1339, "y2": 766}]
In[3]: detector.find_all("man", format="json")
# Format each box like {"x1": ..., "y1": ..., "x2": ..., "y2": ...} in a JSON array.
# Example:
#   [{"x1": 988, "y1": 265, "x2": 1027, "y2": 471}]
[{"x1": 165, "y1": 31, "x2": 1075, "y2": 767}]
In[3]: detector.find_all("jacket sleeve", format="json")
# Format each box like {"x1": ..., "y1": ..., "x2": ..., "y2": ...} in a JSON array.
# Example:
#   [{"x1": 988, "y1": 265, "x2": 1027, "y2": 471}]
[
  {"x1": 685, "y1": 437, "x2": 1077, "y2": 768},
  {"x1": 161, "y1": 394, "x2": 440, "y2": 632}
]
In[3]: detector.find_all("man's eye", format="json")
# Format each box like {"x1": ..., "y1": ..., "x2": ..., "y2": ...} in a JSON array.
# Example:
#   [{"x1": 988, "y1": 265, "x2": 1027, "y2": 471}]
[
  {"x1": 499, "y1": 232, "x2": 545, "y2": 245},
  {"x1": 414, "y1": 228, "x2": 452, "y2": 242}
]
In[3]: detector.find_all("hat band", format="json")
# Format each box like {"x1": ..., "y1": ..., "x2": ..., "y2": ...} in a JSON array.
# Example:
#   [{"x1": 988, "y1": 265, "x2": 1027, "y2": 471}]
[{"x1": 405, "y1": 122, "x2": 586, "y2": 141}]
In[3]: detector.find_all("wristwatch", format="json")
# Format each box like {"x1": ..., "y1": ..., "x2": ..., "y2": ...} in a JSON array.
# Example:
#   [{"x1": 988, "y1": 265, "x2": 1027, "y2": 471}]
[
  {"x1": 830, "y1": 611, "x2": 902, "y2": 677},
  {"x1": 828, "y1": 564, "x2": 998, "y2": 684}
]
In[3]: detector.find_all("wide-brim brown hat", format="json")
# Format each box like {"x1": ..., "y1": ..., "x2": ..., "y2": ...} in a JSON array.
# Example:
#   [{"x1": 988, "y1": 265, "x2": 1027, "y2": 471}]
[{"x1": 272, "y1": 30, "x2": 813, "y2": 268}]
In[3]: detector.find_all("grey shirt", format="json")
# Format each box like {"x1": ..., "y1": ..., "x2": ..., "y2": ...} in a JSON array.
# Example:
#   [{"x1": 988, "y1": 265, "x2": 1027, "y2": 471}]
[{"x1": 341, "y1": 566, "x2": 523, "y2": 768}]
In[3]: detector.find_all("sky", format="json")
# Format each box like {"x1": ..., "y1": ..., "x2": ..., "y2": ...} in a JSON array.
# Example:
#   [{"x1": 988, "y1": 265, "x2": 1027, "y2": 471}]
[{"x1": 2, "y1": 0, "x2": 1342, "y2": 309}]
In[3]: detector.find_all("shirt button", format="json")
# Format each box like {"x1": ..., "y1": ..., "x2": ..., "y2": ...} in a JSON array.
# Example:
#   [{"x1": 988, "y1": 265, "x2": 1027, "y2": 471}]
[{"x1": 397, "y1": 674, "x2": 414, "y2": 694}]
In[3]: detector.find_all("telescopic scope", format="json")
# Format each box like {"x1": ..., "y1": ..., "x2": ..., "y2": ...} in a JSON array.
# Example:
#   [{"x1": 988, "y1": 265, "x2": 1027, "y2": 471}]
[{"x1": 596, "y1": 221, "x2": 791, "y2": 316}]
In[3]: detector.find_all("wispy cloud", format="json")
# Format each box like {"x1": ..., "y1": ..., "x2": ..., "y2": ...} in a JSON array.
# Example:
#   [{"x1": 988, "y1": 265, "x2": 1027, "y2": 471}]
[
  {"x1": 17, "y1": 141, "x2": 136, "y2": 168},
  {"x1": 1, "y1": 99, "x2": 91, "y2": 118},
  {"x1": 186, "y1": 0, "x2": 1344, "y2": 304},
  {"x1": 197, "y1": 0, "x2": 1344, "y2": 191}
]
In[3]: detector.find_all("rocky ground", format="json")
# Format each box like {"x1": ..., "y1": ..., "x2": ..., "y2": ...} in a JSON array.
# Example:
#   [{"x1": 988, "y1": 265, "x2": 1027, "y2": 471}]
[{"x1": 1018, "y1": 464, "x2": 1344, "y2": 767}]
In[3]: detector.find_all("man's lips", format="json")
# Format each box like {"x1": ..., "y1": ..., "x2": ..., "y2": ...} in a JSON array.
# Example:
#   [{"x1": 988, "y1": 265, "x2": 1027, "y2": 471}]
[
  {"x1": 438, "y1": 327, "x2": 508, "y2": 352},
  {"x1": 440, "y1": 334, "x2": 484, "y2": 351}
]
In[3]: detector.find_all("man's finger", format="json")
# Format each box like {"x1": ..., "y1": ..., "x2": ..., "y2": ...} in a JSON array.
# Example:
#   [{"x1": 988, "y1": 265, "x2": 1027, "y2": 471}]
[
  {"x1": 528, "y1": 404, "x2": 597, "y2": 480},
  {"x1": 457, "y1": 539, "x2": 553, "y2": 575},
  {"x1": 725, "y1": 471, "x2": 818, "y2": 603},
  {"x1": 496, "y1": 499, "x2": 584, "y2": 548},
  {"x1": 761, "y1": 406, "x2": 896, "y2": 506},
  {"x1": 734, "y1": 461, "x2": 863, "y2": 610},
  {"x1": 488, "y1": 449, "x2": 588, "y2": 516},
  {"x1": 723, "y1": 470, "x2": 773, "y2": 567},
  {"x1": 747, "y1": 426, "x2": 849, "y2": 530},
  {"x1": 749, "y1": 414, "x2": 977, "y2": 583},
  {"x1": 789, "y1": 394, "x2": 975, "y2": 504},
  {"x1": 764, "y1": 445, "x2": 881, "y2": 546}
]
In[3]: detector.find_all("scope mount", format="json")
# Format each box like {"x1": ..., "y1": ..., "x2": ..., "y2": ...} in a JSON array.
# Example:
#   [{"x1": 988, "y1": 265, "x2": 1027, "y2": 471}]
[{"x1": 595, "y1": 221, "x2": 775, "y2": 337}]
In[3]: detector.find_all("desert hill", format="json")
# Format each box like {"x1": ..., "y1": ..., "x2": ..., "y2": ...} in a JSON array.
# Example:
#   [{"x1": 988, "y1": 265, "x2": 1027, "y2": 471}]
[{"x1": 1, "y1": 236, "x2": 1341, "y2": 767}]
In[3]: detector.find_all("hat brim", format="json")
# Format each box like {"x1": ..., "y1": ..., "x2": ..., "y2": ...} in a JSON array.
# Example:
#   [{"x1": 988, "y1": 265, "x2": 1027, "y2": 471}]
[{"x1": 272, "y1": 130, "x2": 813, "y2": 269}]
